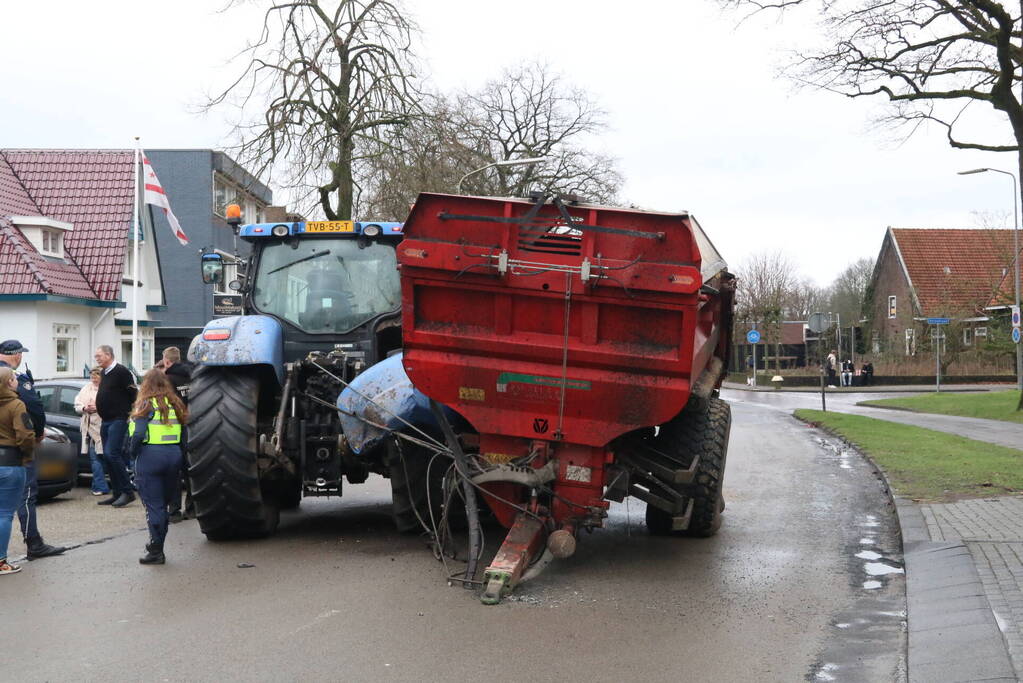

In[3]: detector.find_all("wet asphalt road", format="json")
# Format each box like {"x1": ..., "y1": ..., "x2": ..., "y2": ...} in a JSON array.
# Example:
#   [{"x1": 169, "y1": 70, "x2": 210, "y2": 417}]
[{"x1": 2, "y1": 395, "x2": 905, "y2": 682}]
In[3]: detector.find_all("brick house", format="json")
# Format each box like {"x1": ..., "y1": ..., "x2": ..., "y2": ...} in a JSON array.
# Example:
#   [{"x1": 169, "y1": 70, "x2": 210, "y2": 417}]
[
  {"x1": 0, "y1": 149, "x2": 165, "y2": 377},
  {"x1": 866, "y1": 227, "x2": 1015, "y2": 355}
]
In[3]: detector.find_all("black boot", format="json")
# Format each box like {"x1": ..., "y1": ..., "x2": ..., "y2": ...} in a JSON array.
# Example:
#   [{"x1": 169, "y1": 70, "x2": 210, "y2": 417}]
[
  {"x1": 139, "y1": 542, "x2": 165, "y2": 565},
  {"x1": 111, "y1": 492, "x2": 136, "y2": 508},
  {"x1": 26, "y1": 539, "x2": 67, "y2": 559}
]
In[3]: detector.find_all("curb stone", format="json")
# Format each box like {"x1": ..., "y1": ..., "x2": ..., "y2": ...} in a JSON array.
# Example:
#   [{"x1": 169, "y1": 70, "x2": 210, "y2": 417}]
[{"x1": 793, "y1": 413, "x2": 1017, "y2": 683}]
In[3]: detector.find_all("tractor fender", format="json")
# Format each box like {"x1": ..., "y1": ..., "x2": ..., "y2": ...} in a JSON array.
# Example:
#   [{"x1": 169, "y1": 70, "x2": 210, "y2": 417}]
[
  {"x1": 338, "y1": 352, "x2": 461, "y2": 454},
  {"x1": 188, "y1": 315, "x2": 285, "y2": 385}
]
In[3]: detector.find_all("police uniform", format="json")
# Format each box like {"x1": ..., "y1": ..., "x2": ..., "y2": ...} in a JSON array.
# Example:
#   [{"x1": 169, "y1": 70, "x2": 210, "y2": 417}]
[
  {"x1": 127, "y1": 398, "x2": 184, "y2": 564},
  {"x1": 0, "y1": 339, "x2": 65, "y2": 559}
]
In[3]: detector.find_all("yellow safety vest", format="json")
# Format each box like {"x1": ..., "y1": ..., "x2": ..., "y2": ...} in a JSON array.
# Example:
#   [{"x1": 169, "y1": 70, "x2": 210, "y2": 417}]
[{"x1": 128, "y1": 398, "x2": 182, "y2": 445}]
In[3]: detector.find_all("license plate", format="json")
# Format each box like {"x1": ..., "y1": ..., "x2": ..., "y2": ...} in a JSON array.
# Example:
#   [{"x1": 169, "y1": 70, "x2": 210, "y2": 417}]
[
  {"x1": 39, "y1": 462, "x2": 69, "y2": 479},
  {"x1": 305, "y1": 221, "x2": 354, "y2": 233}
]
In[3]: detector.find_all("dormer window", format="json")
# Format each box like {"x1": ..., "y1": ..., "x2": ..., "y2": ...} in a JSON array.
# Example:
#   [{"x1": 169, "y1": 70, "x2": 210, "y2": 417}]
[
  {"x1": 11, "y1": 215, "x2": 72, "y2": 259},
  {"x1": 41, "y1": 228, "x2": 63, "y2": 257}
]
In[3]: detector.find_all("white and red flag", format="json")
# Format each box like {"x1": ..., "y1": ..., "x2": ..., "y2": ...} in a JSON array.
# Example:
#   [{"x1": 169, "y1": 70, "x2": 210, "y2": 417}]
[{"x1": 142, "y1": 153, "x2": 189, "y2": 245}]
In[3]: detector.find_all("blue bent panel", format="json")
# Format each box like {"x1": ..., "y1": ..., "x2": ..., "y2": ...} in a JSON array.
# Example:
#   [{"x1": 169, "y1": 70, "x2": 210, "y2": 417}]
[
  {"x1": 337, "y1": 352, "x2": 462, "y2": 454},
  {"x1": 187, "y1": 315, "x2": 285, "y2": 385}
]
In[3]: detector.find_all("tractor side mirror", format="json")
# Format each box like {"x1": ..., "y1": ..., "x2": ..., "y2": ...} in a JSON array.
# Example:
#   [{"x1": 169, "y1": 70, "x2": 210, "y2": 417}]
[{"x1": 201, "y1": 253, "x2": 224, "y2": 285}]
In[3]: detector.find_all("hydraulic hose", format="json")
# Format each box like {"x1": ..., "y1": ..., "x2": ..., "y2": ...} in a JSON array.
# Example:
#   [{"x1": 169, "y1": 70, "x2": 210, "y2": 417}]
[{"x1": 429, "y1": 399, "x2": 481, "y2": 588}]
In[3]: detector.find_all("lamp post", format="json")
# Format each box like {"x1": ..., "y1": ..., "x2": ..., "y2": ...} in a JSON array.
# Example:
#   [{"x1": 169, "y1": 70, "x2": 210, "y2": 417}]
[
  {"x1": 457, "y1": 156, "x2": 550, "y2": 194},
  {"x1": 959, "y1": 167, "x2": 1022, "y2": 391}
]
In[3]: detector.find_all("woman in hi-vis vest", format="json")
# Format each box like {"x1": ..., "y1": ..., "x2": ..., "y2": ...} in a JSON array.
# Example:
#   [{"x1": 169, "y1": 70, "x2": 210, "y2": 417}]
[{"x1": 126, "y1": 370, "x2": 187, "y2": 565}]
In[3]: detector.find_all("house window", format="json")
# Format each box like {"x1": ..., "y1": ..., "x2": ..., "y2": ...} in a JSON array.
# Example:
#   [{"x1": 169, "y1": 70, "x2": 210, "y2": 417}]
[
  {"x1": 871, "y1": 330, "x2": 880, "y2": 354},
  {"x1": 963, "y1": 327, "x2": 973, "y2": 346},
  {"x1": 40, "y1": 229, "x2": 63, "y2": 257},
  {"x1": 905, "y1": 328, "x2": 916, "y2": 356},
  {"x1": 53, "y1": 324, "x2": 78, "y2": 374},
  {"x1": 888, "y1": 296, "x2": 897, "y2": 319},
  {"x1": 976, "y1": 327, "x2": 988, "y2": 338}
]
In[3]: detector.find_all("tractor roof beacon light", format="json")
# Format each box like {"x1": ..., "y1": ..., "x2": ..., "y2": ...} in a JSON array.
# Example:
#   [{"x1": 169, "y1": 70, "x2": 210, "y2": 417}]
[{"x1": 225, "y1": 203, "x2": 243, "y2": 256}]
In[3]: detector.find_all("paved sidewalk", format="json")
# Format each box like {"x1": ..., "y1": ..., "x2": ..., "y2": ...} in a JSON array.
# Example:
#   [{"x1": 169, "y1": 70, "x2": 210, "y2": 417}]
[{"x1": 895, "y1": 495, "x2": 1022, "y2": 682}]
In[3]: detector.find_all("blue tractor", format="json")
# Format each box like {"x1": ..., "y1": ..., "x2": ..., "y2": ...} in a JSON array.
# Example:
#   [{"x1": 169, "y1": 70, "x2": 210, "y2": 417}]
[{"x1": 187, "y1": 208, "x2": 407, "y2": 539}]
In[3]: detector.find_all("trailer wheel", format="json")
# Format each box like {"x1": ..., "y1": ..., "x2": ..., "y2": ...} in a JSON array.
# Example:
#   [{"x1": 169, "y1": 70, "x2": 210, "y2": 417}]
[
  {"x1": 187, "y1": 366, "x2": 279, "y2": 540},
  {"x1": 645, "y1": 397, "x2": 730, "y2": 537},
  {"x1": 386, "y1": 438, "x2": 445, "y2": 534}
]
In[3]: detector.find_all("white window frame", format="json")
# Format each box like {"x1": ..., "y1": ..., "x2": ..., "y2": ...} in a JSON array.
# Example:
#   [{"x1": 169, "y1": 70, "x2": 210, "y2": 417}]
[
  {"x1": 40, "y1": 228, "x2": 63, "y2": 258},
  {"x1": 975, "y1": 327, "x2": 988, "y2": 338},
  {"x1": 963, "y1": 327, "x2": 973, "y2": 346},
  {"x1": 888, "y1": 296, "x2": 897, "y2": 319},
  {"x1": 905, "y1": 328, "x2": 916, "y2": 356},
  {"x1": 53, "y1": 323, "x2": 78, "y2": 375}
]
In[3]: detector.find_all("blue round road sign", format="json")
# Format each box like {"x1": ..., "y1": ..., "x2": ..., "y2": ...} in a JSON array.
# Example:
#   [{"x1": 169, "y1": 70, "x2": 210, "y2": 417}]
[
  {"x1": 746, "y1": 330, "x2": 761, "y2": 344},
  {"x1": 1013, "y1": 327, "x2": 1021, "y2": 344}
]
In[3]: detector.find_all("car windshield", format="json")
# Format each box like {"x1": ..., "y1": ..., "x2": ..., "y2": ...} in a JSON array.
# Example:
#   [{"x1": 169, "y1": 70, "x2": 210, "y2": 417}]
[{"x1": 252, "y1": 238, "x2": 400, "y2": 334}]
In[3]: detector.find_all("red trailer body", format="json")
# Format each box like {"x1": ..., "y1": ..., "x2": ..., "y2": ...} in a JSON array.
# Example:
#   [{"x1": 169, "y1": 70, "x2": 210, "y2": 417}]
[{"x1": 398, "y1": 193, "x2": 734, "y2": 602}]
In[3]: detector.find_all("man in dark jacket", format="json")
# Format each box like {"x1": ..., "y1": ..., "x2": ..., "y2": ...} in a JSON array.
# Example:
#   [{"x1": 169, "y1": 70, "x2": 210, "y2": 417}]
[
  {"x1": 0, "y1": 340, "x2": 66, "y2": 558},
  {"x1": 156, "y1": 347, "x2": 192, "y2": 521},
  {"x1": 94, "y1": 345, "x2": 137, "y2": 508}
]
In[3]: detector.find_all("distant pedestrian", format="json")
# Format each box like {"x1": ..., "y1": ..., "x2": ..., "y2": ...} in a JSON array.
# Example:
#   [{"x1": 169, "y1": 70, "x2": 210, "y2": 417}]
[
  {"x1": 841, "y1": 359, "x2": 854, "y2": 387},
  {"x1": 158, "y1": 347, "x2": 192, "y2": 522},
  {"x1": 74, "y1": 368, "x2": 110, "y2": 496},
  {"x1": 0, "y1": 366, "x2": 33, "y2": 575},
  {"x1": 826, "y1": 349, "x2": 838, "y2": 387},
  {"x1": 862, "y1": 360, "x2": 875, "y2": 386},
  {"x1": 0, "y1": 340, "x2": 65, "y2": 559},
  {"x1": 94, "y1": 345, "x2": 137, "y2": 508},
  {"x1": 127, "y1": 370, "x2": 187, "y2": 565}
]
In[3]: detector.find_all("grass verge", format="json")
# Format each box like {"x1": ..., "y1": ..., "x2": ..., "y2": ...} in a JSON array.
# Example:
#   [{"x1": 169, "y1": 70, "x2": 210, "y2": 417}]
[
  {"x1": 861, "y1": 390, "x2": 1023, "y2": 424},
  {"x1": 794, "y1": 408, "x2": 1023, "y2": 501}
]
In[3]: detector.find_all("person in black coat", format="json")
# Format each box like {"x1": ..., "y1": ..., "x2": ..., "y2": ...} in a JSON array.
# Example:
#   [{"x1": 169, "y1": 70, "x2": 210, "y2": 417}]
[
  {"x1": 155, "y1": 347, "x2": 192, "y2": 522},
  {"x1": 94, "y1": 345, "x2": 138, "y2": 508}
]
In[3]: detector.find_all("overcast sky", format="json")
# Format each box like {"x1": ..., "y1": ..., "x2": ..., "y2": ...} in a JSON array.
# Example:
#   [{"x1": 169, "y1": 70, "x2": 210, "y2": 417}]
[{"x1": 2, "y1": 0, "x2": 1016, "y2": 287}]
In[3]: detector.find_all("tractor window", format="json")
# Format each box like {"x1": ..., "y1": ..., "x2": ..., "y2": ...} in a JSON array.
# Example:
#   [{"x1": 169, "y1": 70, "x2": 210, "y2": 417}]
[{"x1": 252, "y1": 238, "x2": 400, "y2": 334}]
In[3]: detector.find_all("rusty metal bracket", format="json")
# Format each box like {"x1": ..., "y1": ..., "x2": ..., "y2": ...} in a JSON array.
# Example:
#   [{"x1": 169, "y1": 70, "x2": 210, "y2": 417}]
[{"x1": 480, "y1": 512, "x2": 546, "y2": 605}]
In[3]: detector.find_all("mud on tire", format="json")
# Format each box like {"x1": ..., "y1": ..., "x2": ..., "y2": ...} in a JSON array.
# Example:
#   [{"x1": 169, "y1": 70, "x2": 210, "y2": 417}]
[
  {"x1": 187, "y1": 366, "x2": 279, "y2": 540},
  {"x1": 645, "y1": 396, "x2": 730, "y2": 537}
]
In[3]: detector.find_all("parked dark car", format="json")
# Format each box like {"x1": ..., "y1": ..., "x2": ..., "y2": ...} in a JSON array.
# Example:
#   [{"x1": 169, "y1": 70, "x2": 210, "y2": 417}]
[
  {"x1": 36, "y1": 425, "x2": 77, "y2": 500},
  {"x1": 34, "y1": 379, "x2": 90, "y2": 476}
]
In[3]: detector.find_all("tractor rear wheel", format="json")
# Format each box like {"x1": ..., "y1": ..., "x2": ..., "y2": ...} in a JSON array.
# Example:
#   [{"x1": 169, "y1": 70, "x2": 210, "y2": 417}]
[
  {"x1": 645, "y1": 397, "x2": 730, "y2": 537},
  {"x1": 387, "y1": 438, "x2": 446, "y2": 534},
  {"x1": 187, "y1": 366, "x2": 279, "y2": 540}
]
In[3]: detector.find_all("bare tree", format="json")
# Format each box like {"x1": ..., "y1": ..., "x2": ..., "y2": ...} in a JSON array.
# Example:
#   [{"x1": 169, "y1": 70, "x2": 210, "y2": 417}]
[
  {"x1": 736, "y1": 251, "x2": 800, "y2": 369},
  {"x1": 207, "y1": 0, "x2": 421, "y2": 220},
  {"x1": 359, "y1": 62, "x2": 623, "y2": 218},
  {"x1": 828, "y1": 257, "x2": 875, "y2": 325},
  {"x1": 721, "y1": 0, "x2": 1023, "y2": 217},
  {"x1": 786, "y1": 276, "x2": 828, "y2": 320}
]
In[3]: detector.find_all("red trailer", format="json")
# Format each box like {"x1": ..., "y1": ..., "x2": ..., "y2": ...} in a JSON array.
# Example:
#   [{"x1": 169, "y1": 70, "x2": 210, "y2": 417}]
[{"x1": 398, "y1": 193, "x2": 735, "y2": 603}]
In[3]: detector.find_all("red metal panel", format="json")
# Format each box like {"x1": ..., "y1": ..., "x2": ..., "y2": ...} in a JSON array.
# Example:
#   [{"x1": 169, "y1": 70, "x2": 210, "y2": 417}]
[{"x1": 400, "y1": 194, "x2": 712, "y2": 447}]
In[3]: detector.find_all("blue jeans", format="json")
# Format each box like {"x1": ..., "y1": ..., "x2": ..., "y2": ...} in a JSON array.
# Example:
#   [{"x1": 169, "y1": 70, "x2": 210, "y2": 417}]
[
  {"x1": 100, "y1": 419, "x2": 132, "y2": 497},
  {"x1": 135, "y1": 445, "x2": 183, "y2": 547},
  {"x1": 89, "y1": 444, "x2": 110, "y2": 494},
  {"x1": 0, "y1": 466, "x2": 27, "y2": 561},
  {"x1": 16, "y1": 461, "x2": 40, "y2": 544}
]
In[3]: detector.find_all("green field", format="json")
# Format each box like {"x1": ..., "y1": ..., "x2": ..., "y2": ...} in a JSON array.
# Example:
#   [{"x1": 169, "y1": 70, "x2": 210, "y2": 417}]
[
  {"x1": 861, "y1": 390, "x2": 1023, "y2": 424},
  {"x1": 794, "y1": 409, "x2": 1023, "y2": 501}
]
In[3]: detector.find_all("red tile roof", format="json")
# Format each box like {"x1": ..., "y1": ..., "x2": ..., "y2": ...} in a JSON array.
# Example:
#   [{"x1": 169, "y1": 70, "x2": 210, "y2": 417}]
[
  {"x1": 0, "y1": 150, "x2": 135, "y2": 301},
  {"x1": 0, "y1": 218, "x2": 97, "y2": 298},
  {"x1": 891, "y1": 228, "x2": 1017, "y2": 317}
]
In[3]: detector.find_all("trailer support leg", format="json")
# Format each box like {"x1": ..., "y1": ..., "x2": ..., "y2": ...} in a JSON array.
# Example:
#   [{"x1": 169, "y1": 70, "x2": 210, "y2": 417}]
[{"x1": 480, "y1": 512, "x2": 546, "y2": 605}]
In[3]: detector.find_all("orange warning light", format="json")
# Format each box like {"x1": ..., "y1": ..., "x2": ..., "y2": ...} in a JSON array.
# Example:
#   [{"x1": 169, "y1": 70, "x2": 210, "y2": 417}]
[{"x1": 225, "y1": 204, "x2": 242, "y2": 221}]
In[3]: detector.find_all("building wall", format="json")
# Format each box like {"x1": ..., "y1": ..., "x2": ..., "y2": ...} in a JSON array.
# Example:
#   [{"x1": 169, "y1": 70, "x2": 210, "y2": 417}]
[
  {"x1": 4, "y1": 301, "x2": 120, "y2": 380},
  {"x1": 146, "y1": 150, "x2": 271, "y2": 351},
  {"x1": 868, "y1": 231, "x2": 919, "y2": 355}
]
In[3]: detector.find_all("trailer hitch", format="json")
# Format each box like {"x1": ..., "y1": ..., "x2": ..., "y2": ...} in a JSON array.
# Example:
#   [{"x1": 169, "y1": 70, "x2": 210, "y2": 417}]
[{"x1": 481, "y1": 512, "x2": 548, "y2": 605}]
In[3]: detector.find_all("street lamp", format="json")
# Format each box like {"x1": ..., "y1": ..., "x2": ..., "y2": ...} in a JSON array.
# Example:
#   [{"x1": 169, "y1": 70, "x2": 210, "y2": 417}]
[
  {"x1": 456, "y1": 156, "x2": 550, "y2": 194},
  {"x1": 958, "y1": 167, "x2": 1022, "y2": 391}
]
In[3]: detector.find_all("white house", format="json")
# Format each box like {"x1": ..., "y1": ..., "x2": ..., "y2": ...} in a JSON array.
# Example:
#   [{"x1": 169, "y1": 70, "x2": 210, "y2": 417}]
[{"x1": 0, "y1": 150, "x2": 165, "y2": 379}]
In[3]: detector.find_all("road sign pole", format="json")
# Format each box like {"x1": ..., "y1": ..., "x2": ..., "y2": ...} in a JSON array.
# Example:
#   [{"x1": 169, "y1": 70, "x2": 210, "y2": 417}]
[
  {"x1": 752, "y1": 341, "x2": 757, "y2": 388},
  {"x1": 935, "y1": 325, "x2": 941, "y2": 393}
]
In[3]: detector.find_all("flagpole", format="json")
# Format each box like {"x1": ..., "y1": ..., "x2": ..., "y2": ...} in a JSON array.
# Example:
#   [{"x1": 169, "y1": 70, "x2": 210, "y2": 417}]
[{"x1": 131, "y1": 137, "x2": 141, "y2": 374}]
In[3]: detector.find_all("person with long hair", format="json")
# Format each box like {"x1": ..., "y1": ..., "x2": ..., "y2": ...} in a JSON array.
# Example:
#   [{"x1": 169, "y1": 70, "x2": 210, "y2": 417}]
[
  {"x1": 0, "y1": 366, "x2": 33, "y2": 575},
  {"x1": 126, "y1": 370, "x2": 188, "y2": 565}
]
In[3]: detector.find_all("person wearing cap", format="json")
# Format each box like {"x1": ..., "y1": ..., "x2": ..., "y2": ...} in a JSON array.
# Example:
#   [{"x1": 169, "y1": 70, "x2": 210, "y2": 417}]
[{"x1": 0, "y1": 340, "x2": 66, "y2": 559}]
